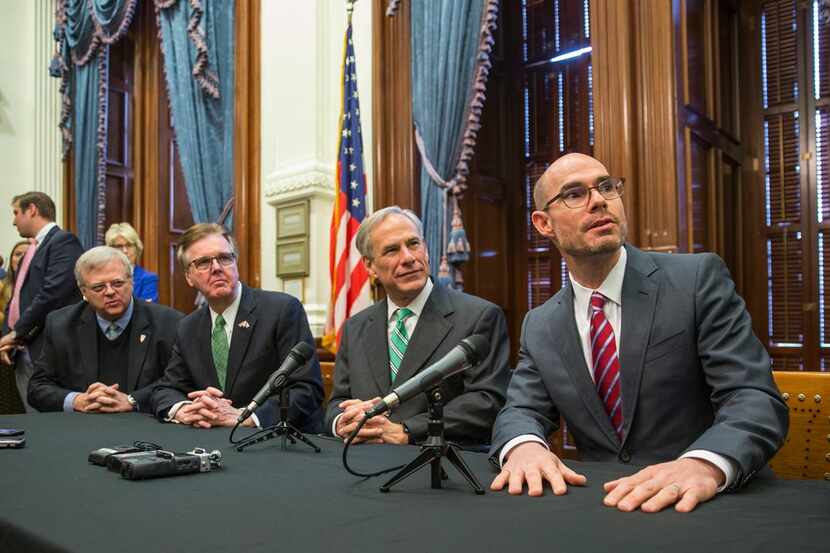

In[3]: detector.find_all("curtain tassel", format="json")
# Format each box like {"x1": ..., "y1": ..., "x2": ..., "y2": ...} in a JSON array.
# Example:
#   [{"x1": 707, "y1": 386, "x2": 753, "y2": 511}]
[
  {"x1": 446, "y1": 198, "x2": 470, "y2": 265},
  {"x1": 437, "y1": 255, "x2": 453, "y2": 289}
]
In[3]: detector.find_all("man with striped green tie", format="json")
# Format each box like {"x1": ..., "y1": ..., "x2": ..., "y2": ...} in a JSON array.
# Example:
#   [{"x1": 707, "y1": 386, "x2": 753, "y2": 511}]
[{"x1": 325, "y1": 207, "x2": 511, "y2": 446}]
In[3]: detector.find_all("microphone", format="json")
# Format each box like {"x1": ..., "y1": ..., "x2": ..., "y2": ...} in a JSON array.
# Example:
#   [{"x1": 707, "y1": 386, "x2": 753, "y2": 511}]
[
  {"x1": 364, "y1": 334, "x2": 488, "y2": 418},
  {"x1": 237, "y1": 341, "x2": 315, "y2": 423}
]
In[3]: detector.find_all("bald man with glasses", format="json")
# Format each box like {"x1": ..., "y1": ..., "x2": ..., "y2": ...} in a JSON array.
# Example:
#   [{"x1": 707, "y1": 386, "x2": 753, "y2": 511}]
[{"x1": 489, "y1": 153, "x2": 787, "y2": 513}]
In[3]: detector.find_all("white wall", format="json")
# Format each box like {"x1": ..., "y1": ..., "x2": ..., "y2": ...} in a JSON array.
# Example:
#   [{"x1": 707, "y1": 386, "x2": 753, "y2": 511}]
[
  {"x1": 260, "y1": 0, "x2": 373, "y2": 336},
  {"x1": 0, "y1": 0, "x2": 62, "y2": 263}
]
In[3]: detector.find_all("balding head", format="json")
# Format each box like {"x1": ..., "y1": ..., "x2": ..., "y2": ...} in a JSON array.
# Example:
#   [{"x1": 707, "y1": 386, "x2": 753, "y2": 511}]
[{"x1": 533, "y1": 153, "x2": 611, "y2": 210}]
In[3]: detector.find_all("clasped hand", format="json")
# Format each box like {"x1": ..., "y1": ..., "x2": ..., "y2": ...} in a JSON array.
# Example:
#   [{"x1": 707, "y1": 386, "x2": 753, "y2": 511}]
[
  {"x1": 73, "y1": 382, "x2": 133, "y2": 413},
  {"x1": 490, "y1": 442, "x2": 724, "y2": 513},
  {"x1": 335, "y1": 398, "x2": 408, "y2": 445},
  {"x1": 173, "y1": 387, "x2": 254, "y2": 428}
]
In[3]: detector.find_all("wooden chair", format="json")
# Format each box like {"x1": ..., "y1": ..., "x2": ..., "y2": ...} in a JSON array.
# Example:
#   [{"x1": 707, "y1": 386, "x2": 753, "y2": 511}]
[
  {"x1": 320, "y1": 361, "x2": 335, "y2": 406},
  {"x1": 768, "y1": 371, "x2": 830, "y2": 480}
]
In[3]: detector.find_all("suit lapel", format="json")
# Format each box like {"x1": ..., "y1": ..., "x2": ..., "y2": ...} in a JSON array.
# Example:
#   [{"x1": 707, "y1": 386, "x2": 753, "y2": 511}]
[
  {"x1": 618, "y1": 245, "x2": 659, "y2": 443},
  {"x1": 198, "y1": 306, "x2": 220, "y2": 389},
  {"x1": 126, "y1": 301, "x2": 151, "y2": 391},
  {"x1": 78, "y1": 305, "x2": 100, "y2": 384},
  {"x1": 395, "y1": 286, "x2": 452, "y2": 387},
  {"x1": 224, "y1": 286, "x2": 256, "y2": 395},
  {"x1": 550, "y1": 285, "x2": 621, "y2": 449},
  {"x1": 364, "y1": 299, "x2": 393, "y2": 393}
]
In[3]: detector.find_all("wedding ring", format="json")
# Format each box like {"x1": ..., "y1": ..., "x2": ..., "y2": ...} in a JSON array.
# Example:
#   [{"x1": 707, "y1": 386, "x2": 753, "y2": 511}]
[{"x1": 667, "y1": 483, "x2": 682, "y2": 495}]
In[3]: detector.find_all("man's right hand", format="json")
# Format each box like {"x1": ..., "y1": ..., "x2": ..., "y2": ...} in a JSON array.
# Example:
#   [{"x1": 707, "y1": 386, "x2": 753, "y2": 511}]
[
  {"x1": 72, "y1": 382, "x2": 108, "y2": 412},
  {"x1": 335, "y1": 398, "x2": 385, "y2": 444},
  {"x1": 490, "y1": 441, "x2": 587, "y2": 496}
]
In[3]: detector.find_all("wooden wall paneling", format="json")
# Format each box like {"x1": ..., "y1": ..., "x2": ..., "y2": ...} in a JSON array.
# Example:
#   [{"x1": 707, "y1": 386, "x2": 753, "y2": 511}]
[
  {"x1": 590, "y1": 0, "x2": 640, "y2": 246},
  {"x1": 234, "y1": 0, "x2": 261, "y2": 288},
  {"x1": 132, "y1": 0, "x2": 160, "y2": 279},
  {"x1": 634, "y1": 0, "x2": 680, "y2": 252},
  {"x1": 372, "y1": 0, "x2": 417, "y2": 211}
]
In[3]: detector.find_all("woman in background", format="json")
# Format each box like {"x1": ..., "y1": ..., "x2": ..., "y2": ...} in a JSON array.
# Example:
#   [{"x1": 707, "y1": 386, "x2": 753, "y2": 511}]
[
  {"x1": 0, "y1": 239, "x2": 31, "y2": 414},
  {"x1": 0, "y1": 239, "x2": 32, "y2": 330},
  {"x1": 105, "y1": 222, "x2": 159, "y2": 303}
]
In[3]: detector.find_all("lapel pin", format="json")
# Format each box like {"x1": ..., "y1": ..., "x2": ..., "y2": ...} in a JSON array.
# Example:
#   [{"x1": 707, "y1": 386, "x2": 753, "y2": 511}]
[
  {"x1": 140, "y1": 334, "x2": 146, "y2": 343},
  {"x1": 238, "y1": 320, "x2": 250, "y2": 329}
]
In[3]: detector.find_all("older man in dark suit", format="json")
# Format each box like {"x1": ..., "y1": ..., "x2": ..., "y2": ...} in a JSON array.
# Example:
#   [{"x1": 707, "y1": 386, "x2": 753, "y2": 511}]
[
  {"x1": 489, "y1": 153, "x2": 788, "y2": 513},
  {"x1": 0, "y1": 192, "x2": 83, "y2": 411},
  {"x1": 28, "y1": 247, "x2": 182, "y2": 413},
  {"x1": 325, "y1": 207, "x2": 510, "y2": 446},
  {"x1": 151, "y1": 223, "x2": 323, "y2": 431}
]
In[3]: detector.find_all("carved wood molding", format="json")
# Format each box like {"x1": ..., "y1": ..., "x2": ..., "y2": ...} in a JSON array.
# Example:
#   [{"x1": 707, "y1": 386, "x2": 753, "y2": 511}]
[
  {"x1": 590, "y1": 0, "x2": 640, "y2": 246},
  {"x1": 234, "y1": 0, "x2": 262, "y2": 287},
  {"x1": 633, "y1": 0, "x2": 680, "y2": 251},
  {"x1": 372, "y1": 0, "x2": 417, "y2": 212}
]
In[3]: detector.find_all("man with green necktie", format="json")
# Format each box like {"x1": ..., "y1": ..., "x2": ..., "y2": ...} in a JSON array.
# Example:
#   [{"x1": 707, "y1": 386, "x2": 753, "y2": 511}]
[
  {"x1": 151, "y1": 223, "x2": 323, "y2": 432},
  {"x1": 325, "y1": 207, "x2": 510, "y2": 446}
]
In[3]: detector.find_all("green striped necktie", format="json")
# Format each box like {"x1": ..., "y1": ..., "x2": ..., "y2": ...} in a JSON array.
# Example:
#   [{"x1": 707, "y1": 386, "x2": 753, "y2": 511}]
[
  {"x1": 212, "y1": 315, "x2": 229, "y2": 389},
  {"x1": 389, "y1": 308, "x2": 414, "y2": 383}
]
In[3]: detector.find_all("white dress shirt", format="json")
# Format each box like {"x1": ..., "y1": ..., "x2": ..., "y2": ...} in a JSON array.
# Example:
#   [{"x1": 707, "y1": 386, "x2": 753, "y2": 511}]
[{"x1": 500, "y1": 248, "x2": 735, "y2": 491}]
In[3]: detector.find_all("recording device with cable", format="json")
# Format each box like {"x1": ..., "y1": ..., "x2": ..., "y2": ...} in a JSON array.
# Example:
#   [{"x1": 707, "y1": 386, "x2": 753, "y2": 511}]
[
  {"x1": 88, "y1": 441, "x2": 161, "y2": 466},
  {"x1": 119, "y1": 448, "x2": 222, "y2": 480}
]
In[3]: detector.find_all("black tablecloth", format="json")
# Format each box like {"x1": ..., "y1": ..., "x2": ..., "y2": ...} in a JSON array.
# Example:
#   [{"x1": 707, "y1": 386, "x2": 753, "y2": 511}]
[{"x1": 0, "y1": 413, "x2": 828, "y2": 553}]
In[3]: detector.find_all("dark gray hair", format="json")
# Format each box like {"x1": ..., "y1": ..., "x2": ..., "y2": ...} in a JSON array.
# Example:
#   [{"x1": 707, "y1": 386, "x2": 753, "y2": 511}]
[
  {"x1": 75, "y1": 246, "x2": 133, "y2": 287},
  {"x1": 356, "y1": 206, "x2": 424, "y2": 259}
]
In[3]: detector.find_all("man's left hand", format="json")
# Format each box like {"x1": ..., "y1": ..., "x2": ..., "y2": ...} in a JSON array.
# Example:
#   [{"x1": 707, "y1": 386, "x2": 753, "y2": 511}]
[
  {"x1": 0, "y1": 331, "x2": 20, "y2": 365},
  {"x1": 373, "y1": 417, "x2": 409, "y2": 445},
  {"x1": 602, "y1": 458, "x2": 725, "y2": 513},
  {"x1": 189, "y1": 391, "x2": 255, "y2": 428}
]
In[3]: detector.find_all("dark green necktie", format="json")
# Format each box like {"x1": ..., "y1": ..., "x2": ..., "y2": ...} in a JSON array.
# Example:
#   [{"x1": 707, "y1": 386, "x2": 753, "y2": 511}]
[
  {"x1": 389, "y1": 308, "x2": 413, "y2": 383},
  {"x1": 212, "y1": 315, "x2": 229, "y2": 389}
]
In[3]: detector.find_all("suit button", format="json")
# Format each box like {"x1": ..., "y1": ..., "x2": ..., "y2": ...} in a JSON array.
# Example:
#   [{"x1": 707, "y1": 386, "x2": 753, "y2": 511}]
[{"x1": 619, "y1": 450, "x2": 631, "y2": 463}]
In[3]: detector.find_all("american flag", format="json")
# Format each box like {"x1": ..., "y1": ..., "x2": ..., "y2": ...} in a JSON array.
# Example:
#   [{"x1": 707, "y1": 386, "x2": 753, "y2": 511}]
[{"x1": 324, "y1": 21, "x2": 371, "y2": 351}]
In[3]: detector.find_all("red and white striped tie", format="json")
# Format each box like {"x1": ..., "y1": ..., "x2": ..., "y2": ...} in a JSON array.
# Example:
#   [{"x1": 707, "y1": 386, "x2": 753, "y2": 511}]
[{"x1": 589, "y1": 292, "x2": 623, "y2": 438}]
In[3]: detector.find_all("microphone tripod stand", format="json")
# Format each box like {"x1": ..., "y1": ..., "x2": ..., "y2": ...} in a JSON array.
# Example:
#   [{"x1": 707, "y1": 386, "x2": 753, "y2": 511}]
[
  {"x1": 235, "y1": 386, "x2": 321, "y2": 453},
  {"x1": 379, "y1": 387, "x2": 484, "y2": 494}
]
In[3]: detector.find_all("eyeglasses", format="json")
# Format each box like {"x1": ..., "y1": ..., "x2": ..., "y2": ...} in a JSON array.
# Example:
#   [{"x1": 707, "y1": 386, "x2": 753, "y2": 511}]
[
  {"x1": 188, "y1": 253, "x2": 237, "y2": 273},
  {"x1": 110, "y1": 242, "x2": 135, "y2": 252},
  {"x1": 542, "y1": 177, "x2": 625, "y2": 210},
  {"x1": 85, "y1": 279, "x2": 131, "y2": 295}
]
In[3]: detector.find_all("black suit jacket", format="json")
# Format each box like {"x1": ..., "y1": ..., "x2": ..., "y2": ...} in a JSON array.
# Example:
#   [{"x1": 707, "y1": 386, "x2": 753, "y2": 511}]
[
  {"x1": 4, "y1": 226, "x2": 83, "y2": 361},
  {"x1": 27, "y1": 299, "x2": 183, "y2": 413},
  {"x1": 151, "y1": 285, "x2": 323, "y2": 431},
  {"x1": 325, "y1": 284, "x2": 511, "y2": 445},
  {"x1": 490, "y1": 245, "x2": 788, "y2": 488}
]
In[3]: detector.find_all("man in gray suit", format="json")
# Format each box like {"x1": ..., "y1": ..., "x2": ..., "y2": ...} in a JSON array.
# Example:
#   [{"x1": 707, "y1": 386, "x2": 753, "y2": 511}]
[
  {"x1": 490, "y1": 153, "x2": 787, "y2": 513},
  {"x1": 326, "y1": 207, "x2": 510, "y2": 446}
]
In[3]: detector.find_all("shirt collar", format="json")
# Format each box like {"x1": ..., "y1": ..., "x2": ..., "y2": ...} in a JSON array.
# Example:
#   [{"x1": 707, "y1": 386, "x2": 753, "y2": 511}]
[
  {"x1": 387, "y1": 278, "x2": 433, "y2": 323},
  {"x1": 570, "y1": 247, "x2": 627, "y2": 319},
  {"x1": 96, "y1": 298, "x2": 135, "y2": 337},
  {"x1": 34, "y1": 222, "x2": 57, "y2": 245},
  {"x1": 209, "y1": 282, "x2": 243, "y2": 327}
]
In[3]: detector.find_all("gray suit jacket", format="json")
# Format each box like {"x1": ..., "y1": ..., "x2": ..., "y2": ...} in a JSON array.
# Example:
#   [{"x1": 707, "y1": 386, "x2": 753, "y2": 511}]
[
  {"x1": 491, "y1": 245, "x2": 788, "y2": 488},
  {"x1": 326, "y1": 284, "x2": 511, "y2": 445}
]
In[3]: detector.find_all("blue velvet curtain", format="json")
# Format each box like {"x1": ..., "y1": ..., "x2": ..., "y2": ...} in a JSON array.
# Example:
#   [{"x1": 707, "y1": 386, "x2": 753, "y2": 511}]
[
  {"x1": 410, "y1": 1, "x2": 484, "y2": 280},
  {"x1": 70, "y1": 60, "x2": 102, "y2": 250},
  {"x1": 156, "y1": 0, "x2": 236, "y2": 227},
  {"x1": 56, "y1": 0, "x2": 137, "y2": 249}
]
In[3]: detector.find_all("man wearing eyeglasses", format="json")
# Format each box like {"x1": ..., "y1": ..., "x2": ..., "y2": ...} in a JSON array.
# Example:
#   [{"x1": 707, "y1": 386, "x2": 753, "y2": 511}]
[
  {"x1": 28, "y1": 246, "x2": 182, "y2": 413},
  {"x1": 489, "y1": 153, "x2": 787, "y2": 513},
  {"x1": 151, "y1": 223, "x2": 323, "y2": 431}
]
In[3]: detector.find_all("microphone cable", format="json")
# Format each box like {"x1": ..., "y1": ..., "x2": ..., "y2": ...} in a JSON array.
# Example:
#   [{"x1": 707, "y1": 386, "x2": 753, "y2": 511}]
[{"x1": 341, "y1": 412, "x2": 406, "y2": 478}]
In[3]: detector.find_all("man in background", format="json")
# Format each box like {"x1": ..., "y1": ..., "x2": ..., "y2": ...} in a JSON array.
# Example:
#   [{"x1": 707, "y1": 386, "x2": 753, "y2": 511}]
[{"x1": 0, "y1": 191, "x2": 83, "y2": 411}]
